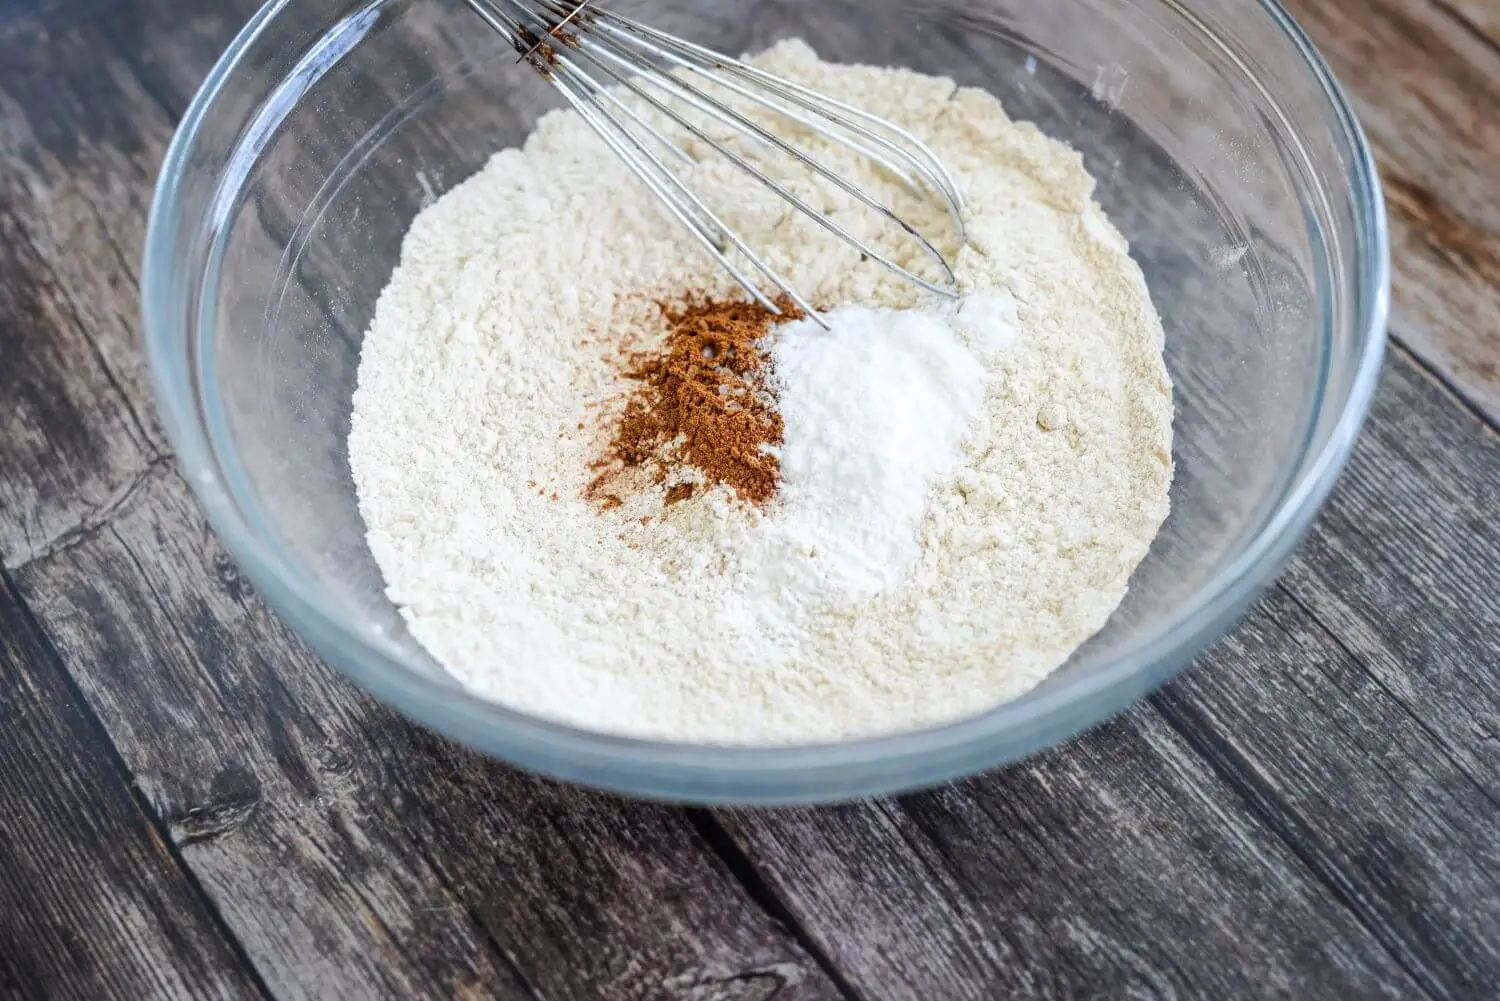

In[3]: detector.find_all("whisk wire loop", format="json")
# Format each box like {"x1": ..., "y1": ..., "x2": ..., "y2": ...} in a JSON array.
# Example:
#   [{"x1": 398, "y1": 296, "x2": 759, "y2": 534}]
[
  {"x1": 593, "y1": 11, "x2": 967, "y2": 221},
  {"x1": 463, "y1": 0, "x2": 963, "y2": 322},
  {"x1": 560, "y1": 69, "x2": 822, "y2": 317},
  {"x1": 548, "y1": 27, "x2": 959, "y2": 296}
]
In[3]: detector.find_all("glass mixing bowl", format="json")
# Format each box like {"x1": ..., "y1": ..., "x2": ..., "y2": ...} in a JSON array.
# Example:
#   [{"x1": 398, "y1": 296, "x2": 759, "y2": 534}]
[{"x1": 143, "y1": 0, "x2": 1387, "y2": 802}]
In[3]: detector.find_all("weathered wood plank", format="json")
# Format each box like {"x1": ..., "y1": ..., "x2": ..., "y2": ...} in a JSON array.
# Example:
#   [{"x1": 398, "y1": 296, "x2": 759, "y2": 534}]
[
  {"x1": 16, "y1": 466, "x2": 847, "y2": 1001},
  {"x1": 1278, "y1": 352, "x2": 1500, "y2": 791},
  {"x1": 1156, "y1": 591, "x2": 1499, "y2": 1000},
  {"x1": 1148, "y1": 355, "x2": 1500, "y2": 1001},
  {"x1": 719, "y1": 348, "x2": 1500, "y2": 1001},
  {"x1": 15, "y1": 476, "x2": 534, "y2": 1000},
  {"x1": 1427, "y1": 0, "x2": 1500, "y2": 49},
  {"x1": 0, "y1": 570, "x2": 266, "y2": 1001},
  {"x1": 0, "y1": 13, "x2": 170, "y2": 567},
  {"x1": 393, "y1": 730, "x2": 846, "y2": 1001},
  {"x1": 0, "y1": 0, "x2": 131, "y2": 39},
  {"x1": 0, "y1": 12, "x2": 166, "y2": 434},
  {"x1": 1283, "y1": 0, "x2": 1500, "y2": 424},
  {"x1": 0, "y1": 204, "x2": 154, "y2": 568},
  {"x1": 98, "y1": 0, "x2": 251, "y2": 115},
  {"x1": 720, "y1": 704, "x2": 1427, "y2": 1001},
  {"x1": 1, "y1": 8, "x2": 841, "y2": 998}
]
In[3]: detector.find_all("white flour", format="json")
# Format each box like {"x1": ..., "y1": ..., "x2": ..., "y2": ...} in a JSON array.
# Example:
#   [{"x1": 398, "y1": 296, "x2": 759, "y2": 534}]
[{"x1": 349, "y1": 40, "x2": 1174, "y2": 744}]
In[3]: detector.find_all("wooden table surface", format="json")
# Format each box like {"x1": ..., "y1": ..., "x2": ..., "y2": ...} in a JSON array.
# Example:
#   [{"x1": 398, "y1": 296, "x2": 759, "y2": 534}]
[{"x1": 2, "y1": 0, "x2": 1498, "y2": 998}]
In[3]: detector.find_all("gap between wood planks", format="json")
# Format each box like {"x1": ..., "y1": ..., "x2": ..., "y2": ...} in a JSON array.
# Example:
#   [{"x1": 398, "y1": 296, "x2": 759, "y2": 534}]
[
  {"x1": 0, "y1": 563, "x2": 272, "y2": 1001},
  {"x1": 685, "y1": 811, "x2": 866, "y2": 1001},
  {"x1": 1425, "y1": 0, "x2": 1500, "y2": 55},
  {"x1": 1387, "y1": 338, "x2": 1500, "y2": 442},
  {"x1": 1148, "y1": 678, "x2": 1455, "y2": 1001}
]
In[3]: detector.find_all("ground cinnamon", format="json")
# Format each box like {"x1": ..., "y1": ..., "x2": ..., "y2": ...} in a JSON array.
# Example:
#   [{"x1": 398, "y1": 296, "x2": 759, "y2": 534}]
[{"x1": 588, "y1": 294, "x2": 802, "y2": 508}]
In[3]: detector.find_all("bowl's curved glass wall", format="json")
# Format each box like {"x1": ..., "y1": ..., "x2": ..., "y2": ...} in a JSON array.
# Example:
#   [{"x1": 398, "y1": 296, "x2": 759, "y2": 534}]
[{"x1": 146, "y1": 0, "x2": 1384, "y2": 799}]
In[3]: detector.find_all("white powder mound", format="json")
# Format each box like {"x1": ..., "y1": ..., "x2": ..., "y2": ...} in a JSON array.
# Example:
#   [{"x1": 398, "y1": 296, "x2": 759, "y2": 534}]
[
  {"x1": 769, "y1": 306, "x2": 987, "y2": 598},
  {"x1": 349, "y1": 39, "x2": 1174, "y2": 745}
]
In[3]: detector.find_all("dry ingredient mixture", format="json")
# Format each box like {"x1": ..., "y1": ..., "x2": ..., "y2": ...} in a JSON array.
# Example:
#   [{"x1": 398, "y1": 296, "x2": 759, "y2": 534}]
[{"x1": 349, "y1": 40, "x2": 1174, "y2": 744}]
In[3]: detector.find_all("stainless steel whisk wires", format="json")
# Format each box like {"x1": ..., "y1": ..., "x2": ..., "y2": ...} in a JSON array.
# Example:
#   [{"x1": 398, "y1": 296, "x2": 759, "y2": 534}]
[{"x1": 461, "y1": 0, "x2": 967, "y2": 325}]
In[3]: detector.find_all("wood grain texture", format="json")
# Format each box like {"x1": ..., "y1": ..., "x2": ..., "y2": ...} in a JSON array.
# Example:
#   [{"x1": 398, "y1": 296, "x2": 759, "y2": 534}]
[
  {"x1": 0, "y1": 0, "x2": 129, "y2": 39},
  {"x1": 0, "y1": 8, "x2": 843, "y2": 999},
  {"x1": 1144, "y1": 356, "x2": 1500, "y2": 1001},
  {"x1": 718, "y1": 350, "x2": 1500, "y2": 1001},
  {"x1": 1278, "y1": 353, "x2": 1500, "y2": 791},
  {"x1": 720, "y1": 706, "x2": 1426, "y2": 1001},
  {"x1": 1153, "y1": 357, "x2": 1500, "y2": 1001},
  {"x1": 15, "y1": 473, "x2": 534, "y2": 1001},
  {"x1": 0, "y1": 570, "x2": 266, "y2": 1001},
  {"x1": 1282, "y1": 0, "x2": 1500, "y2": 424},
  {"x1": 1433, "y1": 0, "x2": 1500, "y2": 46},
  {"x1": 15, "y1": 467, "x2": 844, "y2": 1001},
  {"x1": 0, "y1": 0, "x2": 1498, "y2": 998},
  {"x1": 0, "y1": 10, "x2": 170, "y2": 568}
]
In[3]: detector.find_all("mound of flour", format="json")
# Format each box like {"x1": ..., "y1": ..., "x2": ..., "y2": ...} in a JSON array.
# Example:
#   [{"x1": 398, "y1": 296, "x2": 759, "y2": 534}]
[{"x1": 349, "y1": 40, "x2": 1174, "y2": 744}]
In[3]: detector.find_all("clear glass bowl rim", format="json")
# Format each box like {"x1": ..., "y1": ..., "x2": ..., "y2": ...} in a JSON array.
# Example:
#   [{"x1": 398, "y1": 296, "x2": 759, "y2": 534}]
[{"x1": 142, "y1": 0, "x2": 1390, "y2": 803}]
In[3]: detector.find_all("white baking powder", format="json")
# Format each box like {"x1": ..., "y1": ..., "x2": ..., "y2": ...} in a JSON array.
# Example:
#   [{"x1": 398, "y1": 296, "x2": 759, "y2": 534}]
[
  {"x1": 768, "y1": 305, "x2": 987, "y2": 598},
  {"x1": 349, "y1": 40, "x2": 1174, "y2": 744}
]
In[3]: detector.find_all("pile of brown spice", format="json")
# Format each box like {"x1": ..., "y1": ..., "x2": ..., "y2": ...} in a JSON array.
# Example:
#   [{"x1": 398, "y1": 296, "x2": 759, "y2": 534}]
[{"x1": 588, "y1": 294, "x2": 803, "y2": 509}]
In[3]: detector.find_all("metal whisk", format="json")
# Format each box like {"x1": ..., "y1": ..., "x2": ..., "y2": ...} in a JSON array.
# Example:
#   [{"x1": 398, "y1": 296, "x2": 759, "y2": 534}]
[{"x1": 462, "y1": 0, "x2": 966, "y2": 324}]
